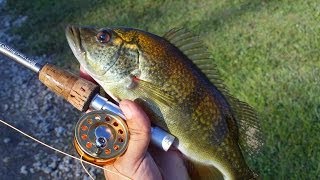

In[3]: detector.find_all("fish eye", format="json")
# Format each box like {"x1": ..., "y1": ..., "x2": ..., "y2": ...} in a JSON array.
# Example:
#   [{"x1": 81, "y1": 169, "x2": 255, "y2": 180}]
[{"x1": 96, "y1": 30, "x2": 111, "y2": 43}]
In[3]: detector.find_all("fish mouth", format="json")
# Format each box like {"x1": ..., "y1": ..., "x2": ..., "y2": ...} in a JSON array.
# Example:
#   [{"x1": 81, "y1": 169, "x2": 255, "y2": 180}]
[
  {"x1": 65, "y1": 25, "x2": 86, "y2": 62},
  {"x1": 65, "y1": 26, "x2": 102, "y2": 80},
  {"x1": 65, "y1": 25, "x2": 119, "y2": 75}
]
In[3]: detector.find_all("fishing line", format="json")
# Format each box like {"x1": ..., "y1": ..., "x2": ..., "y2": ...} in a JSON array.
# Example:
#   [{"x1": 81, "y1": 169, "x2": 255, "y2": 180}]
[
  {"x1": 80, "y1": 154, "x2": 94, "y2": 180},
  {"x1": 0, "y1": 119, "x2": 131, "y2": 180}
]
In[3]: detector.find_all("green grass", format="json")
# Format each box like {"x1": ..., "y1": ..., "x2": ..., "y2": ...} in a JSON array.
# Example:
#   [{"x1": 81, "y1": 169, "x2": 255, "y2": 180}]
[{"x1": 5, "y1": 0, "x2": 320, "y2": 178}]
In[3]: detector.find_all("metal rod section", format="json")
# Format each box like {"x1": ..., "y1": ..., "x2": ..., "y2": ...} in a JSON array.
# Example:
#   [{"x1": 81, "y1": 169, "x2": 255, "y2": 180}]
[{"x1": 0, "y1": 42, "x2": 42, "y2": 73}]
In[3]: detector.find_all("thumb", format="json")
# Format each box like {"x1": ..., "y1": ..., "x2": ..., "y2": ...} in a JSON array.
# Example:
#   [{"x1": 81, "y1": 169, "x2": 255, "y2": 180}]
[{"x1": 107, "y1": 100, "x2": 151, "y2": 173}]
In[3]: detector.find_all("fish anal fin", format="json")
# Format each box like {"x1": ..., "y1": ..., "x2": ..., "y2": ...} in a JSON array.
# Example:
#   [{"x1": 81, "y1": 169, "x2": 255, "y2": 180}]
[{"x1": 184, "y1": 159, "x2": 224, "y2": 180}]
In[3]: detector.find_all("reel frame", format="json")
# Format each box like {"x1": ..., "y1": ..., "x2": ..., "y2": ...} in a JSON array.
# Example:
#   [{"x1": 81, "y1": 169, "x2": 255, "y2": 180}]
[{"x1": 74, "y1": 110, "x2": 129, "y2": 166}]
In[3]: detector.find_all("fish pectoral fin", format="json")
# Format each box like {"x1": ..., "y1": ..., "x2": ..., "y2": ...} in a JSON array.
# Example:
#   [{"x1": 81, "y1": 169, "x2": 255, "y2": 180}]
[
  {"x1": 133, "y1": 78, "x2": 175, "y2": 107},
  {"x1": 185, "y1": 159, "x2": 224, "y2": 180}
]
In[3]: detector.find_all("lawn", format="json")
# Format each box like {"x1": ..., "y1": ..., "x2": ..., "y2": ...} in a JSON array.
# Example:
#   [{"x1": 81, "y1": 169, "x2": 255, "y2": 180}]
[{"x1": 4, "y1": 0, "x2": 320, "y2": 178}]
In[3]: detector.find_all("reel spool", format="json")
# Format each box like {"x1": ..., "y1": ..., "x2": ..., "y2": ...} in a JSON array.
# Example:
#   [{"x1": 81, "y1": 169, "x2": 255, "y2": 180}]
[{"x1": 74, "y1": 110, "x2": 129, "y2": 166}]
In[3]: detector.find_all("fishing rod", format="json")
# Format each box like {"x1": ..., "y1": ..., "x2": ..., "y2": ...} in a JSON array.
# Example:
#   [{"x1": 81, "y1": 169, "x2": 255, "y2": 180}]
[{"x1": 0, "y1": 42, "x2": 175, "y2": 165}]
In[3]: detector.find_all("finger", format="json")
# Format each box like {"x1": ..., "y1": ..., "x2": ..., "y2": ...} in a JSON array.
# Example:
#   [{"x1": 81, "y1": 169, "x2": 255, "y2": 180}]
[
  {"x1": 105, "y1": 100, "x2": 151, "y2": 175},
  {"x1": 149, "y1": 146, "x2": 189, "y2": 179}
]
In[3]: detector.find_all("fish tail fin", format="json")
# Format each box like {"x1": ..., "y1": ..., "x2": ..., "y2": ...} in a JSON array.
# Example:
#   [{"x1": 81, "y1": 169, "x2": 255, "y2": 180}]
[
  {"x1": 238, "y1": 169, "x2": 260, "y2": 180},
  {"x1": 228, "y1": 96, "x2": 264, "y2": 158},
  {"x1": 251, "y1": 171, "x2": 260, "y2": 180}
]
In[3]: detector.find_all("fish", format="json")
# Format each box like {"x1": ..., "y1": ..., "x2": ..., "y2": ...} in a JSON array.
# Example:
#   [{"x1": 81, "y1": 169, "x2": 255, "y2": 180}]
[{"x1": 65, "y1": 25, "x2": 263, "y2": 180}]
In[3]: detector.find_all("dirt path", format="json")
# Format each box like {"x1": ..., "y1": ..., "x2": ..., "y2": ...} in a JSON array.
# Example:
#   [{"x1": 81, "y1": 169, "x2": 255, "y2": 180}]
[{"x1": 0, "y1": 1, "x2": 102, "y2": 179}]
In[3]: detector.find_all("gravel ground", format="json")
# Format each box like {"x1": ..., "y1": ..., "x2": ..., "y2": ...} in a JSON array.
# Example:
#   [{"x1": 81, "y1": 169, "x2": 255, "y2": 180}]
[{"x1": 0, "y1": 1, "x2": 103, "y2": 179}]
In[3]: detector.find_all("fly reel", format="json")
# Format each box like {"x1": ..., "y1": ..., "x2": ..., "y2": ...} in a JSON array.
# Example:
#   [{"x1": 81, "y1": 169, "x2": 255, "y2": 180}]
[{"x1": 74, "y1": 110, "x2": 129, "y2": 166}]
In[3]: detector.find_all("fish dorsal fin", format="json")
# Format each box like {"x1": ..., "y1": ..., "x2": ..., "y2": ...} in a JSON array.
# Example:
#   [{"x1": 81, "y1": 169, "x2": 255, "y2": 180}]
[
  {"x1": 163, "y1": 28, "x2": 229, "y2": 95},
  {"x1": 164, "y1": 28, "x2": 264, "y2": 157}
]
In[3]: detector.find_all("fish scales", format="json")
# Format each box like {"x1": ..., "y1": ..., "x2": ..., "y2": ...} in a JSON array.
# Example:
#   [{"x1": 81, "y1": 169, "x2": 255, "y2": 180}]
[{"x1": 66, "y1": 26, "x2": 262, "y2": 180}]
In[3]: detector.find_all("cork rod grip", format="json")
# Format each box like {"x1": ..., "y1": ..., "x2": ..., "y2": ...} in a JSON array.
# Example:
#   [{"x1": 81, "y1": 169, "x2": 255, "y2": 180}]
[{"x1": 39, "y1": 64, "x2": 99, "y2": 111}]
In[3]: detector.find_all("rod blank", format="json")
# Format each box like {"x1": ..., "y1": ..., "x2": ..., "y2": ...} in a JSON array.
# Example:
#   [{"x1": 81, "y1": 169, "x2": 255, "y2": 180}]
[{"x1": 0, "y1": 42, "x2": 42, "y2": 73}]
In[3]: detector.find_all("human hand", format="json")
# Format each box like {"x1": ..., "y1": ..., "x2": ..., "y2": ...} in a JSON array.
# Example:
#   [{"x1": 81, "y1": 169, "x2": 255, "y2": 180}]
[
  {"x1": 104, "y1": 100, "x2": 190, "y2": 180},
  {"x1": 103, "y1": 100, "x2": 162, "y2": 179},
  {"x1": 79, "y1": 67, "x2": 189, "y2": 180}
]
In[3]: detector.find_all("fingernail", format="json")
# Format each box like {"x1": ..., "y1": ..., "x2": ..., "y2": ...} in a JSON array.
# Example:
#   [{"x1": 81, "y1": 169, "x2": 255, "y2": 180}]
[{"x1": 120, "y1": 102, "x2": 132, "y2": 119}]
